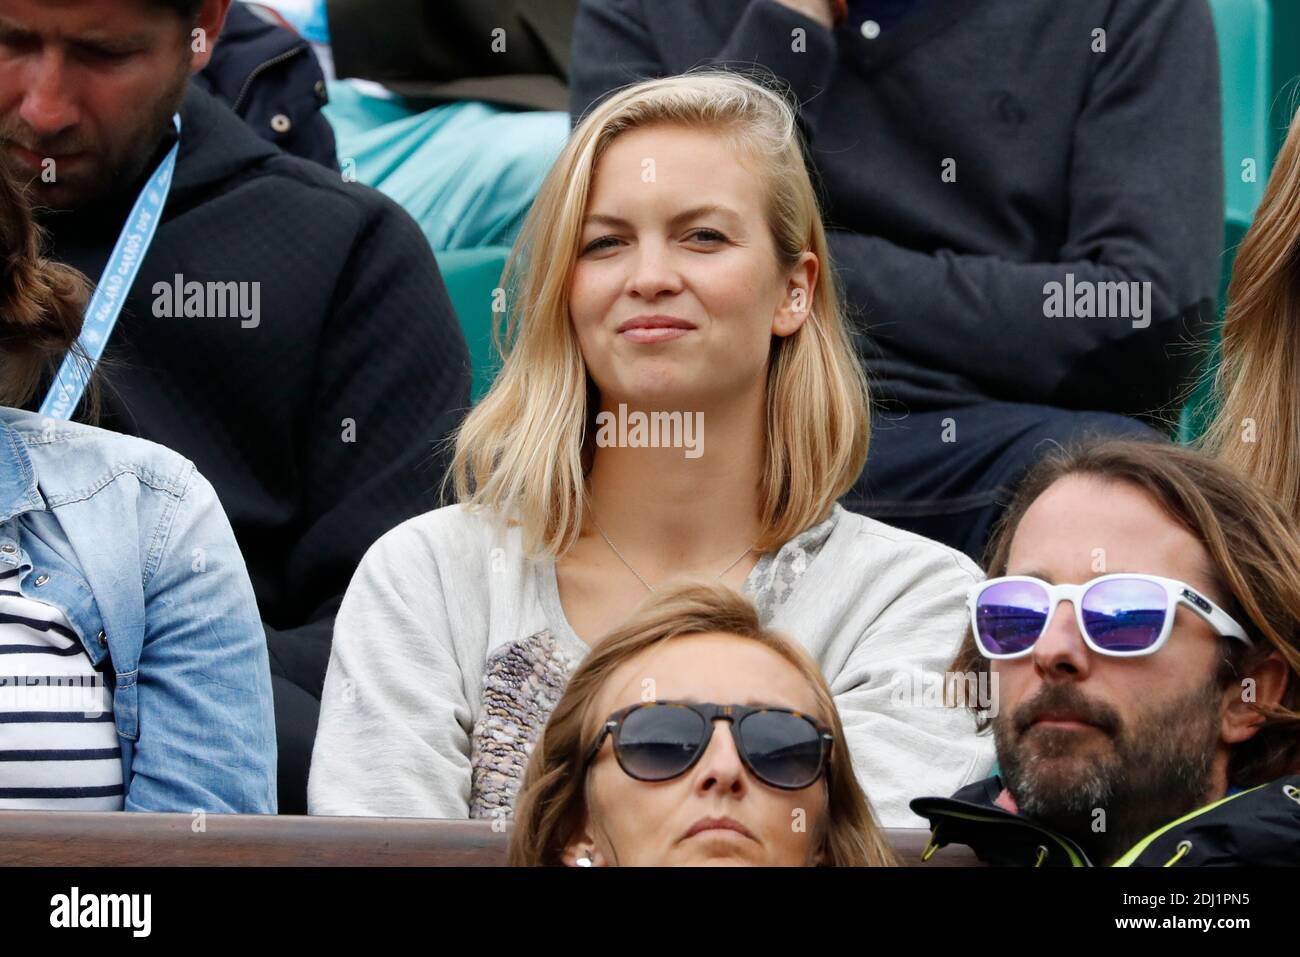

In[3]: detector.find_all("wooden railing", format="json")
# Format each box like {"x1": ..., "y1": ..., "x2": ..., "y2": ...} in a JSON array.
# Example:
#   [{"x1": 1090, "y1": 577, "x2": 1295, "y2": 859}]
[{"x1": 0, "y1": 811, "x2": 981, "y2": 866}]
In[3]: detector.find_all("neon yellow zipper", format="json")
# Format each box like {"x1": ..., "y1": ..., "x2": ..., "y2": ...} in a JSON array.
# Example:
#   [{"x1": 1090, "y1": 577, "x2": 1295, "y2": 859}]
[{"x1": 1111, "y1": 784, "x2": 1267, "y2": 867}]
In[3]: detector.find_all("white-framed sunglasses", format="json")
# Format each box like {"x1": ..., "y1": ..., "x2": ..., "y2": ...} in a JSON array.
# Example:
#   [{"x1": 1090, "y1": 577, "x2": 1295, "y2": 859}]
[{"x1": 969, "y1": 573, "x2": 1253, "y2": 660}]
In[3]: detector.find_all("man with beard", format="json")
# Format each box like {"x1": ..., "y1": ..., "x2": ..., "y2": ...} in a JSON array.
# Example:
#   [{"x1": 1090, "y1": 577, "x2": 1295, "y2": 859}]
[
  {"x1": 912, "y1": 441, "x2": 1300, "y2": 866},
  {"x1": 0, "y1": 0, "x2": 470, "y2": 812}
]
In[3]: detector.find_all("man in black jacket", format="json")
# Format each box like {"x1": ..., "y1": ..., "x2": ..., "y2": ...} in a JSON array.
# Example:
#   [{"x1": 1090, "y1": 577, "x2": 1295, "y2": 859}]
[
  {"x1": 570, "y1": 0, "x2": 1223, "y2": 560},
  {"x1": 911, "y1": 442, "x2": 1299, "y2": 866},
  {"x1": 0, "y1": 0, "x2": 471, "y2": 812}
]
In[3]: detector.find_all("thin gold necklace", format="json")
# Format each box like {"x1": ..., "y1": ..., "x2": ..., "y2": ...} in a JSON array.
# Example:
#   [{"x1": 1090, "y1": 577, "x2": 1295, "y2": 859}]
[{"x1": 589, "y1": 511, "x2": 755, "y2": 593}]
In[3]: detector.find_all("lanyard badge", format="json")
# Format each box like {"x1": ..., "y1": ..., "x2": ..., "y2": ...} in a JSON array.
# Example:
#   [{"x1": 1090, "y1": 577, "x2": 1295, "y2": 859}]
[{"x1": 39, "y1": 114, "x2": 182, "y2": 421}]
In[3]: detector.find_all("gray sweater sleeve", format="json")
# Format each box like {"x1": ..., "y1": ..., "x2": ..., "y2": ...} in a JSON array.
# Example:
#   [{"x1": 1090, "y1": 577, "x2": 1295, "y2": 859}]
[
  {"x1": 782, "y1": 516, "x2": 995, "y2": 827},
  {"x1": 307, "y1": 521, "x2": 474, "y2": 818}
]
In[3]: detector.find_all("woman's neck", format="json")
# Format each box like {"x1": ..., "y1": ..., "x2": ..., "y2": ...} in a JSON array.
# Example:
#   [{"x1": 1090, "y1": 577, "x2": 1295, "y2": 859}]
[{"x1": 584, "y1": 393, "x2": 766, "y2": 576}]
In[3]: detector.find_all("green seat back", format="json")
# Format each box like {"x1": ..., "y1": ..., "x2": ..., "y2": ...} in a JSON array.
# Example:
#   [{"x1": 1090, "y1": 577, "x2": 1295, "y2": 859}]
[{"x1": 435, "y1": 246, "x2": 512, "y2": 403}]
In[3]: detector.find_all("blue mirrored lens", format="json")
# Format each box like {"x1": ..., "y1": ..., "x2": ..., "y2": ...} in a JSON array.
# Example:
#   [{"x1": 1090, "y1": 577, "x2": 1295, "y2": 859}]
[
  {"x1": 1081, "y1": 578, "x2": 1167, "y2": 652},
  {"x1": 976, "y1": 580, "x2": 1051, "y2": 654}
]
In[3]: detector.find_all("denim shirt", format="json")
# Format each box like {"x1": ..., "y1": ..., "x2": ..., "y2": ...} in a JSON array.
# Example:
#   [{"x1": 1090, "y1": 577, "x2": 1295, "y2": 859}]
[{"x1": 0, "y1": 407, "x2": 277, "y2": 813}]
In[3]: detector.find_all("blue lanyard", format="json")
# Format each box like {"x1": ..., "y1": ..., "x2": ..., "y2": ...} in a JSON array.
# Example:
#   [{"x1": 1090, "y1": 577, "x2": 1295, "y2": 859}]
[{"x1": 39, "y1": 114, "x2": 181, "y2": 420}]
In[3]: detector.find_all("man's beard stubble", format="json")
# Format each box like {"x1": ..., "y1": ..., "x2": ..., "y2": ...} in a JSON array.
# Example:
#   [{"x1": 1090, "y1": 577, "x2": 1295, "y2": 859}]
[
  {"x1": 993, "y1": 674, "x2": 1223, "y2": 865},
  {"x1": 0, "y1": 57, "x2": 190, "y2": 213}
]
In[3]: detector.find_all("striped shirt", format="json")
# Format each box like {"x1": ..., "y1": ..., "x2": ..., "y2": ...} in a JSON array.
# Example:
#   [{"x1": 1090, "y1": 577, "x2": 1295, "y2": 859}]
[{"x1": 0, "y1": 568, "x2": 124, "y2": 810}]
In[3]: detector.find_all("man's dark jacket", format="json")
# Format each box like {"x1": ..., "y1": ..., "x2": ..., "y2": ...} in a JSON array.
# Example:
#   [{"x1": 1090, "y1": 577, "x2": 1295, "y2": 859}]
[
  {"x1": 31, "y1": 84, "x2": 472, "y2": 812},
  {"x1": 912, "y1": 774, "x2": 1300, "y2": 866}
]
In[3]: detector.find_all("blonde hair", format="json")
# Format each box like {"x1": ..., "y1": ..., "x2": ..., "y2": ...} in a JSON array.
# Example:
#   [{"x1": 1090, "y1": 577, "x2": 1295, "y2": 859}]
[
  {"x1": 449, "y1": 70, "x2": 870, "y2": 556},
  {"x1": 507, "y1": 581, "x2": 897, "y2": 867},
  {"x1": 1202, "y1": 104, "x2": 1300, "y2": 516}
]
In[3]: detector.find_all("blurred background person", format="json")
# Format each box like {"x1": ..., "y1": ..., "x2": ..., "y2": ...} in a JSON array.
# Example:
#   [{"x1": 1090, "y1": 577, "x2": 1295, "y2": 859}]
[
  {"x1": 263, "y1": 0, "x2": 577, "y2": 253},
  {"x1": 195, "y1": 1, "x2": 338, "y2": 169}
]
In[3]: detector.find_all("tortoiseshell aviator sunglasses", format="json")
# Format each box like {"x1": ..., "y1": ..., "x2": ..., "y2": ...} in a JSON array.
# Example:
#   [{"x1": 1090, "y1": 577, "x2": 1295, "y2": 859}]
[{"x1": 582, "y1": 701, "x2": 835, "y2": 790}]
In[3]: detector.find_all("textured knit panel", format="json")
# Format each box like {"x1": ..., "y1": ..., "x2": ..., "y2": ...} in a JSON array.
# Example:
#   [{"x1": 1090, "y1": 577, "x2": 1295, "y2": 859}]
[
  {"x1": 745, "y1": 509, "x2": 836, "y2": 621},
  {"x1": 467, "y1": 629, "x2": 580, "y2": 820}
]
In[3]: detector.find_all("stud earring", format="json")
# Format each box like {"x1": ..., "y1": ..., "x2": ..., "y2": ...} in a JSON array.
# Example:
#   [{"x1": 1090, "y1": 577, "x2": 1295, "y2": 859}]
[{"x1": 576, "y1": 852, "x2": 593, "y2": 867}]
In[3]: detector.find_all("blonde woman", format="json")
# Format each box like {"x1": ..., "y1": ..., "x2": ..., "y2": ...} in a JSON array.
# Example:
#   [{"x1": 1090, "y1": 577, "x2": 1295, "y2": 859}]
[
  {"x1": 307, "y1": 70, "x2": 993, "y2": 827},
  {"x1": 508, "y1": 582, "x2": 896, "y2": 866},
  {"x1": 1203, "y1": 106, "x2": 1300, "y2": 511}
]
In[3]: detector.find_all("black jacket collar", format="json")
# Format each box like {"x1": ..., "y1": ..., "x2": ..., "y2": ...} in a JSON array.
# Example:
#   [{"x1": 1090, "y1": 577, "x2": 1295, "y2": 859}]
[
  {"x1": 911, "y1": 774, "x2": 1300, "y2": 866},
  {"x1": 171, "y1": 83, "x2": 280, "y2": 200}
]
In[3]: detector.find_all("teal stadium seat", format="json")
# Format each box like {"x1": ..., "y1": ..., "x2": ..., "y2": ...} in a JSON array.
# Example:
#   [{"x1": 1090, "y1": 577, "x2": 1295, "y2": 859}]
[
  {"x1": 1181, "y1": 0, "x2": 1300, "y2": 441},
  {"x1": 435, "y1": 246, "x2": 512, "y2": 403}
]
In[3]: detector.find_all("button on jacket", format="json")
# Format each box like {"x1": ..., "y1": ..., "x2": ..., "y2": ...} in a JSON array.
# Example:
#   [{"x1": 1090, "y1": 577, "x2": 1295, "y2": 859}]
[{"x1": 0, "y1": 406, "x2": 276, "y2": 813}]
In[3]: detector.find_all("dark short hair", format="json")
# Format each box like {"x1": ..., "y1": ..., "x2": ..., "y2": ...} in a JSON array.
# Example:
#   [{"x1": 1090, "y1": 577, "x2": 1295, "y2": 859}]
[{"x1": 147, "y1": 0, "x2": 205, "y2": 18}]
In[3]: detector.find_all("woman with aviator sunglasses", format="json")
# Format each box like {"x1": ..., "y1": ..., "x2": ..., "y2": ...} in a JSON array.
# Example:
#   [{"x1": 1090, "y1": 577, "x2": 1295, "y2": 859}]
[{"x1": 508, "y1": 582, "x2": 896, "y2": 866}]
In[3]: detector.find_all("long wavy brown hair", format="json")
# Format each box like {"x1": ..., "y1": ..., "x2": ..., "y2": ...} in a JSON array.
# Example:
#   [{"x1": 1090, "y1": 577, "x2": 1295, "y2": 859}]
[
  {"x1": 508, "y1": 581, "x2": 896, "y2": 866},
  {"x1": 1201, "y1": 104, "x2": 1300, "y2": 516},
  {"x1": 0, "y1": 164, "x2": 90, "y2": 410},
  {"x1": 951, "y1": 440, "x2": 1300, "y2": 789}
]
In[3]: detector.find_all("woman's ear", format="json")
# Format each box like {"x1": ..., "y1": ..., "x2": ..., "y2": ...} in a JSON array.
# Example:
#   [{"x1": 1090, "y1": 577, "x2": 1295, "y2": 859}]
[
  {"x1": 561, "y1": 827, "x2": 607, "y2": 867},
  {"x1": 1221, "y1": 651, "x2": 1289, "y2": 745},
  {"x1": 772, "y1": 251, "x2": 818, "y2": 338}
]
